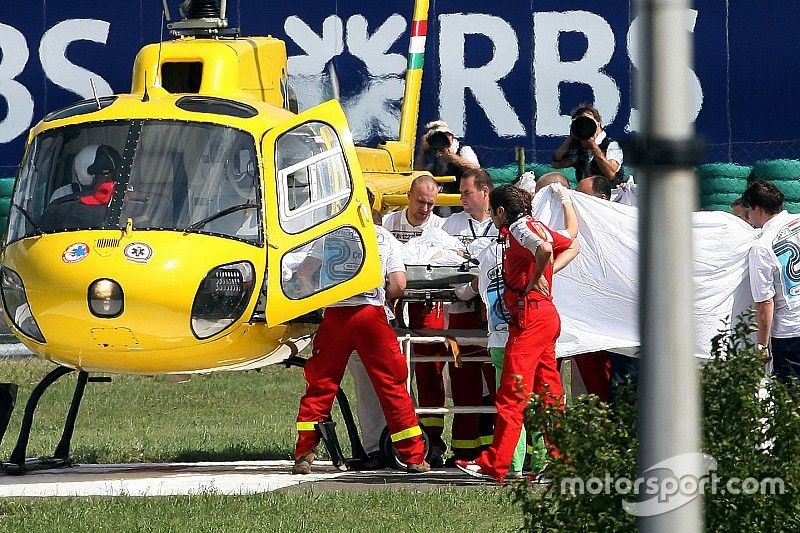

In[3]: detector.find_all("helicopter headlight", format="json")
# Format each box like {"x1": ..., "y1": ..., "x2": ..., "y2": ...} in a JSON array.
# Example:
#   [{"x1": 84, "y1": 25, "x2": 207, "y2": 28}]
[
  {"x1": 0, "y1": 267, "x2": 46, "y2": 343},
  {"x1": 88, "y1": 278, "x2": 124, "y2": 318},
  {"x1": 191, "y1": 261, "x2": 255, "y2": 339}
]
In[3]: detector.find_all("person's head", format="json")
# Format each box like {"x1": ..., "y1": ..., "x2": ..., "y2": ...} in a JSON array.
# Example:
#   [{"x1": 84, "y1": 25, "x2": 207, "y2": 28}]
[
  {"x1": 570, "y1": 104, "x2": 602, "y2": 125},
  {"x1": 422, "y1": 120, "x2": 454, "y2": 151},
  {"x1": 741, "y1": 181, "x2": 784, "y2": 228},
  {"x1": 577, "y1": 175, "x2": 612, "y2": 200},
  {"x1": 406, "y1": 174, "x2": 439, "y2": 226},
  {"x1": 459, "y1": 168, "x2": 493, "y2": 217},
  {"x1": 730, "y1": 197, "x2": 749, "y2": 222},
  {"x1": 73, "y1": 144, "x2": 120, "y2": 188},
  {"x1": 366, "y1": 188, "x2": 382, "y2": 224},
  {"x1": 534, "y1": 172, "x2": 570, "y2": 194},
  {"x1": 489, "y1": 185, "x2": 532, "y2": 229},
  {"x1": 570, "y1": 104, "x2": 602, "y2": 139}
]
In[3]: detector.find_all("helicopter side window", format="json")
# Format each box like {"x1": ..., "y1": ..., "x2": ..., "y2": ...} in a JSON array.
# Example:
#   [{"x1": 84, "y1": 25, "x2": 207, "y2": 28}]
[
  {"x1": 275, "y1": 122, "x2": 352, "y2": 234},
  {"x1": 281, "y1": 226, "x2": 366, "y2": 299}
]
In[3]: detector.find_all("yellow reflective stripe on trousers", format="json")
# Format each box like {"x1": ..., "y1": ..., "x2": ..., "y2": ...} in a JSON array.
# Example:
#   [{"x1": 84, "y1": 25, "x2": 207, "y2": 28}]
[
  {"x1": 451, "y1": 438, "x2": 480, "y2": 449},
  {"x1": 390, "y1": 425, "x2": 423, "y2": 442},
  {"x1": 451, "y1": 435, "x2": 494, "y2": 449},
  {"x1": 419, "y1": 417, "x2": 444, "y2": 428},
  {"x1": 296, "y1": 421, "x2": 318, "y2": 432}
]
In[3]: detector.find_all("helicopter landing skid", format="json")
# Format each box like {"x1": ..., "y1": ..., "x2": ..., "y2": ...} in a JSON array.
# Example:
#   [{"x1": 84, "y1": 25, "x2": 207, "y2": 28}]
[{"x1": 1, "y1": 366, "x2": 110, "y2": 475}]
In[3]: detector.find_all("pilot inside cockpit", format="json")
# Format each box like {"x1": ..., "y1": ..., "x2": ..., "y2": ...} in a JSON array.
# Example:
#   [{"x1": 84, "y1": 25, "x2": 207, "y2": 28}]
[{"x1": 39, "y1": 144, "x2": 121, "y2": 231}]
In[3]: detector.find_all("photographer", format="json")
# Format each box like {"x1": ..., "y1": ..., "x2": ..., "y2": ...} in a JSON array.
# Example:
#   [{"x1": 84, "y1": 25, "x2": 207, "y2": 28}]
[
  {"x1": 552, "y1": 104, "x2": 624, "y2": 185},
  {"x1": 414, "y1": 120, "x2": 480, "y2": 194}
]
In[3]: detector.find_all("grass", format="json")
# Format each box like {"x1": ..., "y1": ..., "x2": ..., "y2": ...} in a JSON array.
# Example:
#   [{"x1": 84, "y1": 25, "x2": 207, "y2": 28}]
[
  {"x1": 0, "y1": 356, "x2": 524, "y2": 532},
  {"x1": 0, "y1": 489, "x2": 520, "y2": 532},
  {"x1": 0, "y1": 356, "x2": 335, "y2": 463}
]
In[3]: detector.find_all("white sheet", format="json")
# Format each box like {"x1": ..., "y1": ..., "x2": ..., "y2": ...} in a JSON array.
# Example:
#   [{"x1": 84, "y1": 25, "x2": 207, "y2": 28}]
[{"x1": 531, "y1": 188, "x2": 758, "y2": 358}]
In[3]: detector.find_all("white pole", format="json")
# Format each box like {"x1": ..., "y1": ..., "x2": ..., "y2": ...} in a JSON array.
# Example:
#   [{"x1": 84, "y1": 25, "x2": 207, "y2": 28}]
[{"x1": 634, "y1": 0, "x2": 704, "y2": 531}]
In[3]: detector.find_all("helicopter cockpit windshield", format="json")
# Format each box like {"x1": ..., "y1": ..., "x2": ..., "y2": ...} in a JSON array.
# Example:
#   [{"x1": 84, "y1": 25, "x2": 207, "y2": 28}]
[{"x1": 7, "y1": 120, "x2": 261, "y2": 245}]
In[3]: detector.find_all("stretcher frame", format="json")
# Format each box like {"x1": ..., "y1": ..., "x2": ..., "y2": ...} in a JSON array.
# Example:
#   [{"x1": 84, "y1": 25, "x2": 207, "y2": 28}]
[{"x1": 395, "y1": 327, "x2": 497, "y2": 416}]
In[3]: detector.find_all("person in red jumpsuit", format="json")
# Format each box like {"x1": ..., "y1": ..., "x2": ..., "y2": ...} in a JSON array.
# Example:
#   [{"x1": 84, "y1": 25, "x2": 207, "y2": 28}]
[
  {"x1": 292, "y1": 225, "x2": 430, "y2": 475},
  {"x1": 455, "y1": 184, "x2": 580, "y2": 482}
]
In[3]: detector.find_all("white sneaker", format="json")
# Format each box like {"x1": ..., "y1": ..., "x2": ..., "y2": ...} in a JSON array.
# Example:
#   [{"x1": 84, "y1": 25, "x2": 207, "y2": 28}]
[{"x1": 454, "y1": 459, "x2": 496, "y2": 481}]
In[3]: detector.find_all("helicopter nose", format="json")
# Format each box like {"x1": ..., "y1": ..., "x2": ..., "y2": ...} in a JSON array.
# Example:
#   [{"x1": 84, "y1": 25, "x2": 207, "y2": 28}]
[{"x1": 88, "y1": 278, "x2": 124, "y2": 318}]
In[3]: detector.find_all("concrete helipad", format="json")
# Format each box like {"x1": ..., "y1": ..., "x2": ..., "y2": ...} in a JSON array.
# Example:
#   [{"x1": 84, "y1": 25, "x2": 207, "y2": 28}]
[{"x1": 0, "y1": 461, "x2": 492, "y2": 497}]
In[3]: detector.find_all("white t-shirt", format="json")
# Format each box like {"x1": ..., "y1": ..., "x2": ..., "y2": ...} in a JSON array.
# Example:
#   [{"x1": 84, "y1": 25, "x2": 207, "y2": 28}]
[
  {"x1": 441, "y1": 211, "x2": 497, "y2": 246},
  {"x1": 428, "y1": 139, "x2": 480, "y2": 177},
  {"x1": 382, "y1": 209, "x2": 445, "y2": 243},
  {"x1": 315, "y1": 225, "x2": 405, "y2": 309},
  {"x1": 594, "y1": 130, "x2": 624, "y2": 168},
  {"x1": 442, "y1": 211, "x2": 498, "y2": 314},
  {"x1": 476, "y1": 242, "x2": 508, "y2": 348},
  {"x1": 749, "y1": 210, "x2": 800, "y2": 338}
]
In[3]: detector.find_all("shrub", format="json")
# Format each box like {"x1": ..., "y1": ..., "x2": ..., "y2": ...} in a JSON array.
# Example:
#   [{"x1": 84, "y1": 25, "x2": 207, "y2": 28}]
[{"x1": 513, "y1": 312, "x2": 800, "y2": 531}]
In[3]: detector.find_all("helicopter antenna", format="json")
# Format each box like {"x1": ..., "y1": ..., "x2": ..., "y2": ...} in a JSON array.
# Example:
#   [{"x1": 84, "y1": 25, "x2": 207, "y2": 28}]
[
  {"x1": 89, "y1": 78, "x2": 101, "y2": 110},
  {"x1": 154, "y1": 7, "x2": 166, "y2": 88},
  {"x1": 161, "y1": 0, "x2": 173, "y2": 23},
  {"x1": 142, "y1": 72, "x2": 150, "y2": 102}
]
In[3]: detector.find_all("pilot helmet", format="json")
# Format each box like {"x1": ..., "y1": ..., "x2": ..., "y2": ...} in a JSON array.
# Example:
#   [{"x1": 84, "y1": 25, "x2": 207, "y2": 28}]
[{"x1": 73, "y1": 144, "x2": 121, "y2": 186}]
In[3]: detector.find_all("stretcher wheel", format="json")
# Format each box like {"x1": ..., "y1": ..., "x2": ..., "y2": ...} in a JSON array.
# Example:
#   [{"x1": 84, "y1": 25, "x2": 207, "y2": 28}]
[{"x1": 379, "y1": 424, "x2": 430, "y2": 470}]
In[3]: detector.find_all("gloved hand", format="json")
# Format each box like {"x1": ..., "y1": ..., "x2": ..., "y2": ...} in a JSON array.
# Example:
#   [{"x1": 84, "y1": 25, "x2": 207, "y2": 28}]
[
  {"x1": 755, "y1": 343, "x2": 771, "y2": 364},
  {"x1": 453, "y1": 281, "x2": 478, "y2": 301},
  {"x1": 551, "y1": 182, "x2": 571, "y2": 205}
]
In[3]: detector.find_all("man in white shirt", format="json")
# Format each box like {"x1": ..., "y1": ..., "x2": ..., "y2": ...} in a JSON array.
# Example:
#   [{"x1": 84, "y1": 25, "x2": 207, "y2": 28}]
[
  {"x1": 442, "y1": 168, "x2": 499, "y2": 462},
  {"x1": 382, "y1": 175, "x2": 445, "y2": 243},
  {"x1": 742, "y1": 181, "x2": 800, "y2": 382},
  {"x1": 292, "y1": 225, "x2": 430, "y2": 474},
  {"x1": 383, "y1": 175, "x2": 449, "y2": 467}
]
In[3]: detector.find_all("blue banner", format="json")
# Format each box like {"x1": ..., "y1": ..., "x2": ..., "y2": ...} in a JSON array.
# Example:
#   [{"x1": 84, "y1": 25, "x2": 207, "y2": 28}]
[{"x1": 1, "y1": 1, "x2": 799, "y2": 176}]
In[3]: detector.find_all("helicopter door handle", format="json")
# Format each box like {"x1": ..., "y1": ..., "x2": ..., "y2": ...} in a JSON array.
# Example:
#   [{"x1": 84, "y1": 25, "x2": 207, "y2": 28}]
[{"x1": 357, "y1": 203, "x2": 370, "y2": 228}]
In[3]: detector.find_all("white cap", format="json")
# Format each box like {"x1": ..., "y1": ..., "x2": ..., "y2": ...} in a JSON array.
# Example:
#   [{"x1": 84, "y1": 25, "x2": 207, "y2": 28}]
[{"x1": 423, "y1": 120, "x2": 452, "y2": 136}]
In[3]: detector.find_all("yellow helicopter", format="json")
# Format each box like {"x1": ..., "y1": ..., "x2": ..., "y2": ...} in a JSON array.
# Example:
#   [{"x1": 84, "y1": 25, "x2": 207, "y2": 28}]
[{"x1": 0, "y1": 0, "x2": 447, "y2": 471}]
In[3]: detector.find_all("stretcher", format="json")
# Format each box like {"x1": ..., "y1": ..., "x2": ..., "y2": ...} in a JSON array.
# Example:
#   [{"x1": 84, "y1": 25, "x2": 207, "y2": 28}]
[
  {"x1": 395, "y1": 328, "x2": 496, "y2": 417},
  {"x1": 401, "y1": 263, "x2": 478, "y2": 304},
  {"x1": 397, "y1": 262, "x2": 498, "y2": 422}
]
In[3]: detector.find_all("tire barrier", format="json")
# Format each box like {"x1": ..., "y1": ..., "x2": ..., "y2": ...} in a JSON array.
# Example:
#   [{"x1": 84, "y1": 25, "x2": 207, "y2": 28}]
[
  {"x1": 783, "y1": 201, "x2": 800, "y2": 214},
  {"x1": 0, "y1": 177, "x2": 14, "y2": 238},
  {"x1": 696, "y1": 163, "x2": 752, "y2": 211},
  {"x1": 751, "y1": 159, "x2": 800, "y2": 182},
  {"x1": 485, "y1": 164, "x2": 522, "y2": 185},
  {"x1": 699, "y1": 192, "x2": 744, "y2": 208}
]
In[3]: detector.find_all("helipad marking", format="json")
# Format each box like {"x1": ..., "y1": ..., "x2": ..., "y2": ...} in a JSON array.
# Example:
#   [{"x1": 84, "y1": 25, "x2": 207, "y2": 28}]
[{"x1": 0, "y1": 460, "x2": 349, "y2": 497}]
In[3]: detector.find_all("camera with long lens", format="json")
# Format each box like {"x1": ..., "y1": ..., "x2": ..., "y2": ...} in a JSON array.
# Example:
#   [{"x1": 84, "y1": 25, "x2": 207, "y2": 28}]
[
  {"x1": 570, "y1": 115, "x2": 597, "y2": 140},
  {"x1": 427, "y1": 131, "x2": 452, "y2": 151}
]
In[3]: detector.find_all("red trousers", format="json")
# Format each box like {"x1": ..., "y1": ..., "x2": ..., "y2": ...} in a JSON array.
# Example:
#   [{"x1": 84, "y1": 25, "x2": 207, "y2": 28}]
[
  {"x1": 295, "y1": 305, "x2": 425, "y2": 464},
  {"x1": 572, "y1": 351, "x2": 612, "y2": 403},
  {"x1": 448, "y1": 309, "x2": 494, "y2": 459},
  {"x1": 475, "y1": 298, "x2": 563, "y2": 481}
]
